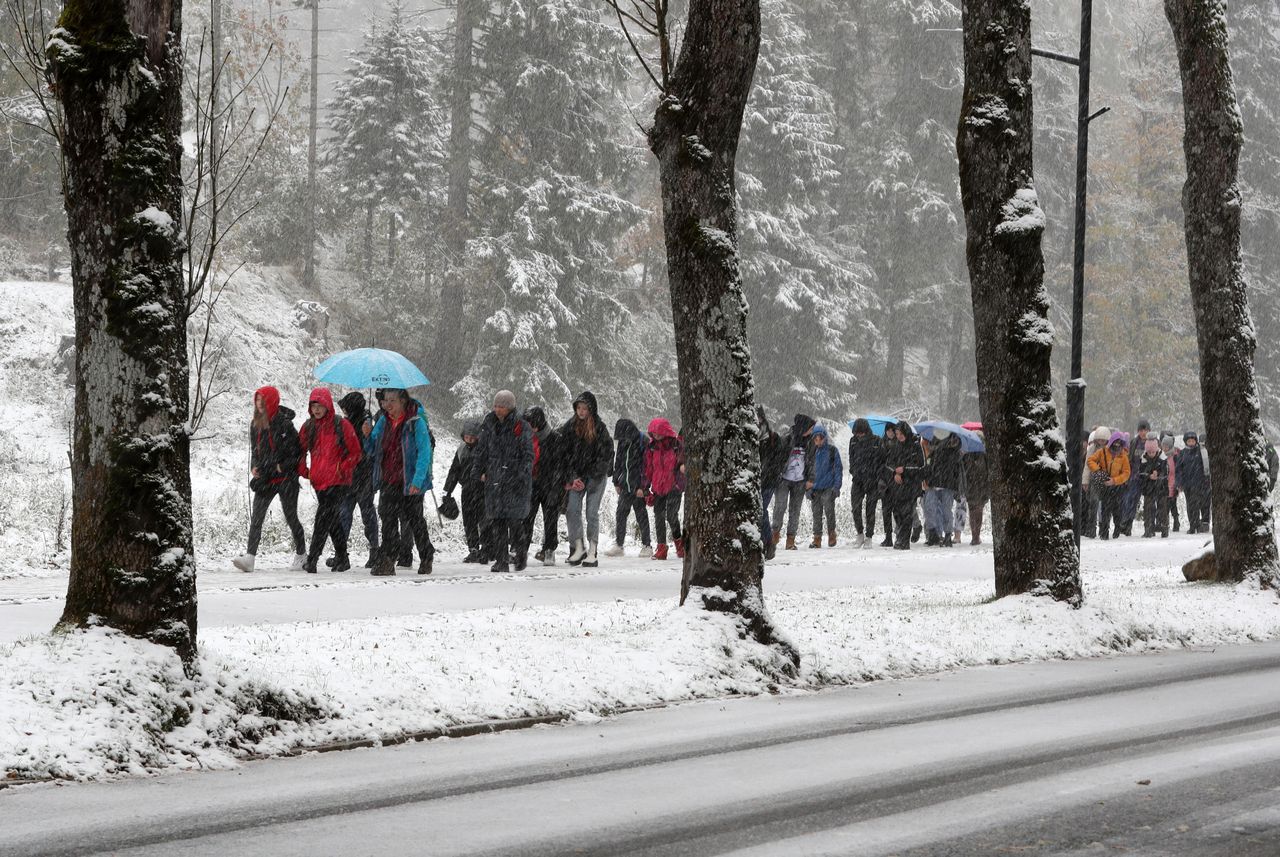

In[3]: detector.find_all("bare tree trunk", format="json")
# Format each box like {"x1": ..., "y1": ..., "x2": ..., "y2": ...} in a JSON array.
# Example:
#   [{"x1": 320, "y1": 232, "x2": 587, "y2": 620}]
[
  {"x1": 649, "y1": 0, "x2": 795, "y2": 666},
  {"x1": 957, "y1": 0, "x2": 1082, "y2": 605},
  {"x1": 429, "y1": 0, "x2": 478, "y2": 390},
  {"x1": 1165, "y1": 0, "x2": 1278, "y2": 585},
  {"x1": 302, "y1": 0, "x2": 318, "y2": 288},
  {"x1": 363, "y1": 200, "x2": 374, "y2": 279},
  {"x1": 49, "y1": 0, "x2": 198, "y2": 664},
  {"x1": 387, "y1": 209, "x2": 397, "y2": 268}
]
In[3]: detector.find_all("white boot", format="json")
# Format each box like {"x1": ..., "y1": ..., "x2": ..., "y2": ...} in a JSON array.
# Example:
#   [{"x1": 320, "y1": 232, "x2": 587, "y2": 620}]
[
  {"x1": 542, "y1": 549, "x2": 557, "y2": 566},
  {"x1": 232, "y1": 553, "x2": 255, "y2": 573},
  {"x1": 638, "y1": 544, "x2": 653, "y2": 558},
  {"x1": 604, "y1": 543, "x2": 625, "y2": 557},
  {"x1": 290, "y1": 553, "x2": 306, "y2": 572},
  {"x1": 581, "y1": 541, "x2": 599, "y2": 568},
  {"x1": 567, "y1": 540, "x2": 587, "y2": 566}
]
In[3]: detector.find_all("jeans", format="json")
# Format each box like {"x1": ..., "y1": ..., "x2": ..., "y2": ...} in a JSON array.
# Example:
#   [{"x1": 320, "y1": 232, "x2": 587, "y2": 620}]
[
  {"x1": 246, "y1": 479, "x2": 306, "y2": 555},
  {"x1": 772, "y1": 479, "x2": 807, "y2": 537},
  {"x1": 566, "y1": 477, "x2": 606, "y2": 546},
  {"x1": 923, "y1": 487, "x2": 956, "y2": 535},
  {"x1": 339, "y1": 485, "x2": 379, "y2": 553},
  {"x1": 379, "y1": 487, "x2": 435, "y2": 563},
  {"x1": 849, "y1": 480, "x2": 877, "y2": 537},
  {"x1": 523, "y1": 483, "x2": 562, "y2": 553},
  {"x1": 810, "y1": 488, "x2": 837, "y2": 535},
  {"x1": 653, "y1": 491, "x2": 682, "y2": 544},
  {"x1": 307, "y1": 485, "x2": 350, "y2": 562},
  {"x1": 614, "y1": 490, "x2": 651, "y2": 546}
]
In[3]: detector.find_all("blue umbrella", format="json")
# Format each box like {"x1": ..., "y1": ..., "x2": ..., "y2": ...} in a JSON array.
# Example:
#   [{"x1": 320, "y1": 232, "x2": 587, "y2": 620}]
[
  {"x1": 913, "y1": 420, "x2": 986, "y2": 453},
  {"x1": 848, "y1": 414, "x2": 900, "y2": 438},
  {"x1": 313, "y1": 348, "x2": 430, "y2": 389}
]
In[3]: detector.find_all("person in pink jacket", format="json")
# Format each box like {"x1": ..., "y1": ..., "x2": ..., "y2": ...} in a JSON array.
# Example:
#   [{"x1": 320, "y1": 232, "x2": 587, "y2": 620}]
[
  {"x1": 297, "y1": 387, "x2": 362, "y2": 573},
  {"x1": 644, "y1": 418, "x2": 685, "y2": 560}
]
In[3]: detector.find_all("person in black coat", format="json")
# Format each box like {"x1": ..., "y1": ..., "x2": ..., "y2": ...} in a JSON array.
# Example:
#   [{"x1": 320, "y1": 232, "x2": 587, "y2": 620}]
[
  {"x1": 607, "y1": 418, "x2": 651, "y2": 556},
  {"x1": 922, "y1": 431, "x2": 962, "y2": 547},
  {"x1": 963, "y1": 447, "x2": 989, "y2": 545},
  {"x1": 521, "y1": 407, "x2": 564, "y2": 565},
  {"x1": 560, "y1": 390, "x2": 613, "y2": 567},
  {"x1": 757, "y1": 407, "x2": 786, "y2": 559},
  {"x1": 847, "y1": 418, "x2": 884, "y2": 548},
  {"x1": 234, "y1": 386, "x2": 307, "y2": 572},
  {"x1": 884, "y1": 421, "x2": 926, "y2": 550},
  {"x1": 444, "y1": 418, "x2": 486, "y2": 562},
  {"x1": 335, "y1": 391, "x2": 380, "y2": 567},
  {"x1": 1137, "y1": 438, "x2": 1170, "y2": 538},
  {"x1": 474, "y1": 390, "x2": 535, "y2": 572},
  {"x1": 1176, "y1": 432, "x2": 1210, "y2": 533}
]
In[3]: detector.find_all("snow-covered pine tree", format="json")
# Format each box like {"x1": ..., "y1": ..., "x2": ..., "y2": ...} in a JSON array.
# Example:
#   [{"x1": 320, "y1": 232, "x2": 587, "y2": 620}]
[
  {"x1": 324, "y1": 1, "x2": 444, "y2": 281},
  {"x1": 737, "y1": 0, "x2": 868, "y2": 420},
  {"x1": 1163, "y1": 0, "x2": 1278, "y2": 585},
  {"x1": 48, "y1": 0, "x2": 198, "y2": 664},
  {"x1": 452, "y1": 0, "x2": 647, "y2": 419}
]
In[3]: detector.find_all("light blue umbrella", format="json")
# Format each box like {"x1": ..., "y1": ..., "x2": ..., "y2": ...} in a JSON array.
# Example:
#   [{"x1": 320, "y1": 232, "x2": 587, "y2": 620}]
[
  {"x1": 848, "y1": 414, "x2": 899, "y2": 438},
  {"x1": 313, "y1": 348, "x2": 430, "y2": 389},
  {"x1": 913, "y1": 420, "x2": 986, "y2": 453}
]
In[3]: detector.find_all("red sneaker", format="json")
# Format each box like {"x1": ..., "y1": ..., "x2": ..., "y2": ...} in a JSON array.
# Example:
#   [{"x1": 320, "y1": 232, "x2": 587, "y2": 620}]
[
  {"x1": 674, "y1": 537, "x2": 686, "y2": 559},
  {"x1": 654, "y1": 543, "x2": 669, "y2": 560}
]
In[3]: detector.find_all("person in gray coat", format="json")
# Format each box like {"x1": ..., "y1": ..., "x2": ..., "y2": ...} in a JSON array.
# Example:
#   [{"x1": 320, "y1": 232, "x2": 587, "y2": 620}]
[{"x1": 474, "y1": 390, "x2": 535, "y2": 573}]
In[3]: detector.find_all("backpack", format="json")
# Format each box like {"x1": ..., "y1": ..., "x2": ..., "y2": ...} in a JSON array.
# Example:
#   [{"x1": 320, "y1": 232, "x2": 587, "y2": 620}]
[{"x1": 304, "y1": 415, "x2": 354, "y2": 460}]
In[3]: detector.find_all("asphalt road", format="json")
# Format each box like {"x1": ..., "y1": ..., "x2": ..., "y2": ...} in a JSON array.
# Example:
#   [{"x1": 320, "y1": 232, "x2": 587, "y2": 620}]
[{"x1": 4, "y1": 643, "x2": 1280, "y2": 856}]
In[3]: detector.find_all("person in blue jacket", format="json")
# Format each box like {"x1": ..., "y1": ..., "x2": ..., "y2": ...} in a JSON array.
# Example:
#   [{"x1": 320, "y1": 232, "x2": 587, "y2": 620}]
[
  {"x1": 369, "y1": 388, "x2": 435, "y2": 576},
  {"x1": 806, "y1": 424, "x2": 843, "y2": 547}
]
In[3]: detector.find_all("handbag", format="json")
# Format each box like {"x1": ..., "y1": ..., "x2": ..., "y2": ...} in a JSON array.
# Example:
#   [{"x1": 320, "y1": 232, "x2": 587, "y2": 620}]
[{"x1": 438, "y1": 494, "x2": 460, "y2": 520}]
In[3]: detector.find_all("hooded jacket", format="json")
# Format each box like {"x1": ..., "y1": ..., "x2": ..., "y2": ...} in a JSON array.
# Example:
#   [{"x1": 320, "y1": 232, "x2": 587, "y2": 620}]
[
  {"x1": 883, "y1": 421, "x2": 925, "y2": 497},
  {"x1": 613, "y1": 419, "x2": 647, "y2": 494},
  {"x1": 524, "y1": 407, "x2": 564, "y2": 496},
  {"x1": 1137, "y1": 446, "x2": 1168, "y2": 493},
  {"x1": 560, "y1": 390, "x2": 613, "y2": 484},
  {"x1": 1176, "y1": 434, "x2": 1209, "y2": 493},
  {"x1": 758, "y1": 407, "x2": 788, "y2": 491},
  {"x1": 369, "y1": 397, "x2": 434, "y2": 494},
  {"x1": 444, "y1": 419, "x2": 484, "y2": 495},
  {"x1": 339, "y1": 391, "x2": 375, "y2": 495},
  {"x1": 1087, "y1": 434, "x2": 1131, "y2": 486},
  {"x1": 645, "y1": 417, "x2": 684, "y2": 497},
  {"x1": 808, "y1": 425, "x2": 843, "y2": 492},
  {"x1": 1082, "y1": 426, "x2": 1112, "y2": 488},
  {"x1": 249, "y1": 386, "x2": 301, "y2": 491},
  {"x1": 847, "y1": 418, "x2": 884, "y2": 487},
  {"x1": 925, "y1": 432, "x2": 963, "y2": 492},
  {"x1": 298, "y1": 387, "x2": 362, "y2": 491},
  {"x1": 786, "y1": 413, "x2": 817, "y2": 484},
  {"x1": 474, "y1": 409, "x2": 534, "y2": 520}
]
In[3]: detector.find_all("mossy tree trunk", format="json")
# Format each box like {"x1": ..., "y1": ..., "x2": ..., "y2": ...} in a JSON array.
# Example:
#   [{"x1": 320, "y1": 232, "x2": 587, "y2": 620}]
[
  {"x1": 1164, "y1": 0, "x2": 1278, "y2": 586},
  {"x1": 48, "y1": 0, "x2": 198, "y2": 664},
  {"x1": 956, "y1": 0, "x2": 1082, "y2": 605},
  {"x1": 649, "y1": 0, "x2": 796, "y2": 667}
]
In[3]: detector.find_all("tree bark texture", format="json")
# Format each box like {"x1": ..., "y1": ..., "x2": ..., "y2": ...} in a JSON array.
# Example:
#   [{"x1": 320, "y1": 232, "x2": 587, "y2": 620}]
[
  {"x1": 1164, "y1": 0, "x2": 1278, "y2": 585},
  {"x1": 957, "y1": 0, "x2": 1082, "y2": 605},
  {"x1": 48, "y1": 0, "x2": 198, "y2": 662},
  {"x1": 649, "y1": 0, "x2": 795, "y2": 666},
  {"x1": 429, "y1": 0, "x2": 478, "y2": 390}
]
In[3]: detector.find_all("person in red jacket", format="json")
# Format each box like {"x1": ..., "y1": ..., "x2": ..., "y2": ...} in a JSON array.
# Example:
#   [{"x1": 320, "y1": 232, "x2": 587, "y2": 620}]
[
  {"x1": 644, "y1": 417, "x2": 685, "y2": 560},
  {"x1": 297, "y1": 387, "x2": 361, "y2": 573}
]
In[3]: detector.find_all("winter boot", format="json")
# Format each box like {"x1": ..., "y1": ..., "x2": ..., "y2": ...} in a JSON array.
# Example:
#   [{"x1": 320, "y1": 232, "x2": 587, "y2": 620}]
[
  {"x1": 675, "y1": 537, "x2": 686, "y2": 559},
  {"x1": 971, "y1": 535, "x2": 982, "y2": 546},
  {"x1": 490, "y1": 557, "x2": 510, "y2": 573},
  {"x1": 541, "y1": 550, "x2": 557, "y2": 566},
  {"x1": 879, "y1": 535, "x2": 893, "y2": 548},
  {"x1": 419, "y1": 552, "x2": 433, "y2": 575},
  {"x1": 513, "y1": 552, "x2": 528, "y2": 572},
  {"x1": 567, "y1": 540, "x2": 587, "y2": 566},
  {"x1": 639, "y1": 544, "x2": 653, "y2": 559},
  {"x1": 463, "y1": 550, "x2": 479, "y2": 563},
  {"x1": 911, "y1": 523, "x2": 922, "y2": 543},
  {"x1": 534, "y1": 548, "x2": 545, "y2": 563},
  {"x1": 604, "y1": 543, "x2": 625, "y2": 558},
  {"x1": 785, "y1": 534, "x2": 798, "y2": 551},
  {"x1": 828, "y1": 530, "x2": 837, "y2": 547},
  {"x1": 290, "y1": 553, "x2": 307, "y2": 572},
  {"x1": 810, "y1": 535, "x2": 823, "y2": 549},
  {"x1": 953, "y1": 530, "x2": 962, "y2": 545},
  {"x1": 364, "y1": 551, "x2": 379, "y2": 569},
  {"x1": 325, "y1": 556, "x2": 337, "y2": 568},
  {"x1": 232, "y1": 554, "x2": 256, "y2": 573},
  {"x1": 303, "y1": 557, "x2": 318, "y2": 574},
  {"x1": 764, "y1": 539, "x2": 776, "y2": 560},
  {"x1": 371, "y1": 557, "x2": 397, "y2": 576},
  {"x1": 581, "y1": 542, "x2": 599, "y2": 568},
  {"x1": 942, "y1": 533, "x2": 953, "y2": 548},
  {"x1": 331, "y1": 554, "x2": 351, "y2": 572},
  {"x1": 772, "y1": 530, "x2": 782, "y2": 546},
  {"x1": 925, "y1": 531, "x2": 939, "y2": 547},
  {"x1": 397, "y1": 551, "x2": 414, "y2": 568},
  {"x1": 654, "y1": 543, "x2": 669, "y2": 560}
]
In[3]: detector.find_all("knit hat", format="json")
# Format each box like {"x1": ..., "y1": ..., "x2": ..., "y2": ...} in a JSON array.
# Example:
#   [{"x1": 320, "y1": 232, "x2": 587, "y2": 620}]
[{"x1": 493, "y1": 390, "x2": 516, "y2": 409}]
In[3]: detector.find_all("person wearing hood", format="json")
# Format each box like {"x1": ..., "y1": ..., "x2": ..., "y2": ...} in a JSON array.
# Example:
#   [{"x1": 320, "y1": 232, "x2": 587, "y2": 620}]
[
  {"x1": 297, "y1": 387, "x2": 362, "y2": 573},
  {"x1": 807, "y1": 425, "x2": 843, "y2": 548},
  {"x1": 772, "y1": 413, "x2": 817, "y2": 551},
  {"x1": 607, "y1": 418, "x2": 652, "y2": 557},
  {"x1": 921, "y1": 429, "x2": 962, "y2": 547},
  {"x1": 847, "y1": 418, "x2": 884, "y2": 549},
  {"x1": 330, "y1": 392, "x2": 379, "y2": 569},
  {"x1": 1138, "y1": 436, "x2": 1170, "y2": 538},
  {"x1": 1081, "y1": 425, "x2": 1112, "y2": 539},
  {"x1": 877, "y1": 429, "x2": 899, "y2": 547},
  {"x1": 645, "y1": 417, "x2": 685, "y2": 559},
  {"x1": 757, "y1": 407, "x2": 786, "y2": 559},
  {"x1": 474, "y1": 390, "x2": 535, "y2": 573},
  {"x1": 233, "y1": 386, "x2": 307, "y2": 573},
  {"x1": 1088, "y1": 432, "x2": 1131, "y2": 539},
  {"x1": 444, "y1": 418, "x2": 486, "y2": 562},
  {"x1": 369, "y1": 388, "x2": 435, "y2": 576},
  {"x1": 520, "y1": 407, "x2": 563, "y2": 566},
  {"x1": 560, "y1": 390, "x2": 613, "y2": 567},
  {"x1": 883, "y1": 421, "x2": 926, "y2": 550},
  {"x1": 1176, "y1": 432, "x2": 1210, "y2": 533}
]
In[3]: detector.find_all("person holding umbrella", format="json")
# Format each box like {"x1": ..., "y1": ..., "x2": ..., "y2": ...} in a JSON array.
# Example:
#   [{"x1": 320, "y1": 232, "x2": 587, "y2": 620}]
[
  {"x1": 474, "y1": 390, "x2": 535, "y2": 572},
  {"x1": 884, "y1": 421, "x2": 926, "y2": 550},
  {"x1": 369, "y1": 388, "x2": 435, "y2": 576}
]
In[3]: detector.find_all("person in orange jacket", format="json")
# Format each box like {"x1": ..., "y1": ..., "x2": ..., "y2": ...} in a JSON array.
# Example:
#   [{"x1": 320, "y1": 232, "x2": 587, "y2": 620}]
[
  {"x1": 1087, "y1": 431, "x2": 1131, "y2": 540},
  {"x1": 297, "y1": 387, "x2": 362, "y2": 573}
]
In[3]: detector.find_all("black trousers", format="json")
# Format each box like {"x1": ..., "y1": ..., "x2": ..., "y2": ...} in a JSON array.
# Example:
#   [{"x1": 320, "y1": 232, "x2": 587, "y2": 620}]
[
  {"x1": 614, "y1": 491, "x2": 651, "y2": 546},
  {"x1": 1143, "y1": 486, "x2": 1168, "y2": 535},
  {"x1": 850, "y1": 480, "x2": 877, "y2": 537},
  {"x1": 881, "y1": 485, "x2": 894, "y2": 539},
  {"x1": 653, "y1": 491, "x2": 681, "y2": 544},
  {"x1": 379, "y1": 487, "x2": 434, "y2": 564},
  {"x1": 891, "y1": 489, "x2": 918, "y2": 547},
  {"x1": 247, "y1": 479, "x2": 306, "y2": 555},
  {"x1": 523, "y1": 484, "x2": 562, "y2": 554},
  {"x1": 461, "y1": 485, "x2": 485, "y2": 552},
  {"x1": 1098, "y1": 484, "x2": 1125, "y2": 537},
  {"x1": 1185, "y1": 486, "x2": 1211, "y2": 529},
  {"x1": 307, "y1": 485, "x2": 350, "y2": 562},
  {"x1": 490, "y1": 516, "x2": 529, "y2": 563}
]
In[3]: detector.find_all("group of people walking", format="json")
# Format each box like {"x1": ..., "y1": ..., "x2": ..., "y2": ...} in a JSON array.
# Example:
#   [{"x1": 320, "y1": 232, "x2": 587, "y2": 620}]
[
  {"x1": 757, "y1": 412, "x2": 990, "y2": 554},
  {"x1": 232, "y1": 386, "x2": 690, "y2": 576}
]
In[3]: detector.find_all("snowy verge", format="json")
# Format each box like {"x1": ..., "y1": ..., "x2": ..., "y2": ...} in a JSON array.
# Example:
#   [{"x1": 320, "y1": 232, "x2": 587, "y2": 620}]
[{"x1": 4, "y1": 568, "x2": 1280, "y2": 782}]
